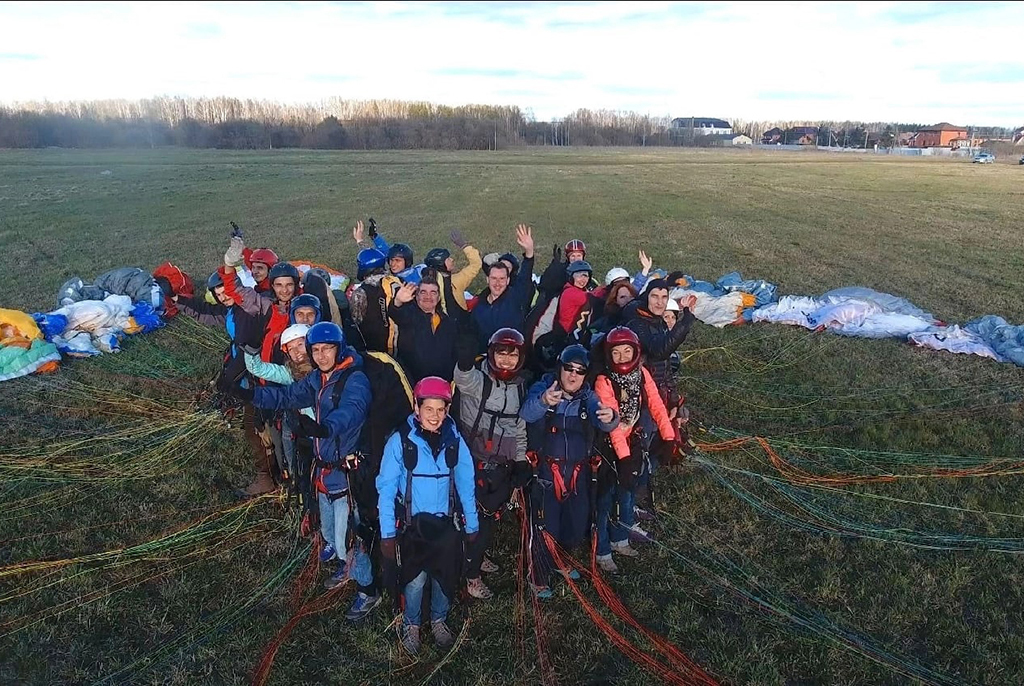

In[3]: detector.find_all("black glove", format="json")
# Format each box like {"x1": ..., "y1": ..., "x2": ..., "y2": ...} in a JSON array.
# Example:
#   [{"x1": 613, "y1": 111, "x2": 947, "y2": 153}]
[
  {"x1": 297, "y1": 413, "x2": 330, "y2": 439},
  {"x1": 456, "y1": 319, "x2": 481, "y2": 370},
  {"x1": 367, "y1": 217, "x2": 378, "y2": 239},
  {"x1": 154, "y1": 276, "x2": 173, "y2": 299},
  {"x1": 552, "y1": 244, "x2": 562, "y2": 262},
  {"x1": 222, "y1": 378, "x2": 254, "y2": 403},
  {"x1": 465, "y1": 530, "x2": 479, "y2": 546},
  {"x1": 380, "y1": 537, "x2": 397, "y2": 561},
  {"x1": 511, "y1": 460, "x2": 534, "y2": 488},
  {"x1": 230, "y1": 221, "x2": 243, "y2": 239},
  {"x1": 450, "y1": 230, "x2": 468, "y2": 249},
  {"x1": 653, "y1": 436, "x2": 677, "y2": 464}
]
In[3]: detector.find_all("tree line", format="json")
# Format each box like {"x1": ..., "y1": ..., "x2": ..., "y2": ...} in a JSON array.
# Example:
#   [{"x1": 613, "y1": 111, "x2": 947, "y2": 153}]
[{"x1": 0, "y1": 96, "x2": 1017, "y2": 150}]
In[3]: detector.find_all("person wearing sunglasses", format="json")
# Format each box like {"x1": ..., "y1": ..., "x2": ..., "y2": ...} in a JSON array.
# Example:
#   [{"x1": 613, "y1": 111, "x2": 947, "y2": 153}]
[{"x1": 520, "y1": 345, "x2": 618, "y2": 598}]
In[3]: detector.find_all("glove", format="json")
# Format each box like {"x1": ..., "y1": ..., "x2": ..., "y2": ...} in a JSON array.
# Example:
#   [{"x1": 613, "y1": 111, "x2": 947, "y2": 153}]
[
  {"x1": 465, "y1": 531, "x2": 479, "y2": 546},
  {"x1": 154, "y1": 276, "x2": 174, "y2": 299},
  {"x1": 456, "y1": 319, "x2": 480, "y2": 370},
  {"x1": 552, "y1": 244, "x2": 562, "y2": 262},
  {"x1": 224, "y1": 236, "x2": 245, "y2": 267},
  {"x1": 334, "y1": 288, "x2": 350, "y2": 313},
  {"x1": 297, "y1": 414, "x2": 330, "y2": 439},
  {"x1": 511, "y1": 460, "x2": 534, "y2": 489},
  {"x1": 367, "y1": 217, "x2": 378, "y2": 239},
  {"x1": 450, "y1": 230, "x2": 468, "y2": 249},
  {"x1": 654, "y1": 437, "x2": 677, "y2": 464},
  {"x1": 380, "y1": 537, "x2": 397, "y2": 561},
  {"x1": 230, "y1": 221, "x2": 244, "y2": 239}
]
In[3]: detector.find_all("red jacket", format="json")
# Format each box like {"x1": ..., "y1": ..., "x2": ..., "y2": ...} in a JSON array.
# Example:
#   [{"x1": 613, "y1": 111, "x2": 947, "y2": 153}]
[{"x1": 594, "y1": 367, "x2": 674, "y2": 459}]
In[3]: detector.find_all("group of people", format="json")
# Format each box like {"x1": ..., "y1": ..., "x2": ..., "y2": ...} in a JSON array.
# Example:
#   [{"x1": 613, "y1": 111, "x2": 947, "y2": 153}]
[{"x1": 170, "y1": 219, "x2": 698, "y2": 655}]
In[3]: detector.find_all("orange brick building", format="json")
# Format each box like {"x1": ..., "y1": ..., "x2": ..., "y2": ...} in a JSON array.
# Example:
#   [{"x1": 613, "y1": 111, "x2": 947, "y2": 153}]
[{"x1": 910, "y1": 122, "x2": 969, "y2": 148}]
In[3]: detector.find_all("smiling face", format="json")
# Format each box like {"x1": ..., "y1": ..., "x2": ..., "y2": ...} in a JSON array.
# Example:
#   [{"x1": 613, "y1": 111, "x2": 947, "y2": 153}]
[
  {"x1": 487, "y1": 264, "x2": 510, "y2": 299},
  {"x1": 647, "y1": 288, "x2": 669, "y2": 317},
  {"x1": 251, "y1": 262, "x2": 270, "y2": 282},
  {"x1": 572, "y1": 272, "x2": 591, "y2": 289},
  {"x1": 389, "y1": 256, "x2": 407, "y2": 274},
  {"x1": 662, "y1": 310, "x2": 677, "y2": 329},
  {"x1": 611, "y1": 344, "x2": 635, "y2": 366},
  {"x1": 416, "y1": 282, "x2": 440, "y2": 314},
  {"x1": 285, "y1": 338, "x2": 308, "y2": 364},
  {"x1": 272, "y1": 277, "x2": 296, "y2": 303},
  {"x1": 415, "y1": 397, "x2": 449, "y2": 432},
  {"x1": 311, "y1": 342, "x2": 338, "y2": 372},
  {"x1": 493, "y1": 347, "x2": 520, "y2": 371},
  {"x1": 212, "y1": 285, "x2": 235, "y2": 307},
  {"x1": 567, "y1": 250, "x2": 585, "y2": 263}
]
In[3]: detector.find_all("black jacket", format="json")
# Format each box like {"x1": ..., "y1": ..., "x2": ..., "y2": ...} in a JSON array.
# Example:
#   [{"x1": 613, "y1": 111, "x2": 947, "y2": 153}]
[
  {"x1": 388, "y1": 301, "x2": 459, "y2": 383},
  {"x1": 622, "y1": 299, "x2": 695, "y2": 392}
]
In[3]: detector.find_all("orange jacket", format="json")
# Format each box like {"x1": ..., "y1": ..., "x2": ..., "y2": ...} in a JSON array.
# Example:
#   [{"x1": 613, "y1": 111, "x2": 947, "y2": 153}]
[{"x1": 594, "y1": 367, "x2": 674, "y2": 460}]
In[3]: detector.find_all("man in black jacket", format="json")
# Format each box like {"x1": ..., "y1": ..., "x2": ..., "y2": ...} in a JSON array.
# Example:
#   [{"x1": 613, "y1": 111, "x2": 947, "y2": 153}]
[{"x1": 388, "y1": 276, "x2": 459, "y2": 383}]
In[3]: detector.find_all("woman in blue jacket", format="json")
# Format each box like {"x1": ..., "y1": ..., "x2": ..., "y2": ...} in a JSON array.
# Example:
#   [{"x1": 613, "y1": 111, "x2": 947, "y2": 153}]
[
  {"x1": 376, "y1": 377, "x2": 479, "y2": 657},
  {"x1": 521, "y1": 345, "x2": 618, "y2": 598}
]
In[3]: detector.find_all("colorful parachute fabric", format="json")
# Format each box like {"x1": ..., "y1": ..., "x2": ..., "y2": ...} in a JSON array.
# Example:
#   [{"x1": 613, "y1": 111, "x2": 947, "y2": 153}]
[
  {"x1": 753, "y1": 287, "x2": 938, "y2": 339},
  {"x1": 0, "y1": 308, "x2": 61, "y2": 381}
]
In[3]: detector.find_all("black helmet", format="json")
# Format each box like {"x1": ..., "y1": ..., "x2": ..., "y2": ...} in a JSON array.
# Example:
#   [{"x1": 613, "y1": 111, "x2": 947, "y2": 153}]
[
  {"x1": 559, "y1": 344, "x2": 590, "y2": 369},
  {"x1": 268, "y1": 262, "x2": 300, "y2": 285},
  {"x1": 425, "y1": 247, "x2": 452, "y2": 272},
  {"x1": 387, "y1": 243, "x2": 414, "y2": 270}
]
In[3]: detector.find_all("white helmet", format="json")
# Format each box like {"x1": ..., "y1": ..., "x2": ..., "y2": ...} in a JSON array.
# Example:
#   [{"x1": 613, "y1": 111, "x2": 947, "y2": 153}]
[
  {"x1": 280, "y1": 323, "x2": 311, "y2": 348},
  {"x1": 665, "y1": 298, "x2": 680, "y2": 312},
  {"x1": 604, "y1": 267, "x2": 630, "y2": 286}
]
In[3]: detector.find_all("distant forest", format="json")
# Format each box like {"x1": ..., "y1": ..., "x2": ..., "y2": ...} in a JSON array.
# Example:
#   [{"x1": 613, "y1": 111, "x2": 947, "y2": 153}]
[{"x1": 0, "y1": 96, "x2": 1018, "y2": 150}]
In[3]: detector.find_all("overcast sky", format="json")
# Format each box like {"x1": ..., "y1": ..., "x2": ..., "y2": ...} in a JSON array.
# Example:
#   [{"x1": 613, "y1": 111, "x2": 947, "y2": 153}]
[{"x1": 1, "y1": 1, "x2": 1022, "y2": 126}]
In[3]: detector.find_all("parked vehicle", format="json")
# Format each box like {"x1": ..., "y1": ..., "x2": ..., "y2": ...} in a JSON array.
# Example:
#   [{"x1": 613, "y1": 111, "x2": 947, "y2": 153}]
[
  {"x1": 973, "y1": 152, "x2": 995, "y2": 164},
  {"x1": 1018, "y1": 154, "x2": 1024, "y2": 165}
]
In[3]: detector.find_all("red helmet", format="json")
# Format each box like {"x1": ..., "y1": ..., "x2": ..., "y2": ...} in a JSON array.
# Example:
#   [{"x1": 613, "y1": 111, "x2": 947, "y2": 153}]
[
  {"x1": 487, "y1": 327, "x2": 526, "y2": 381},
  {"x1": 414, "y1": 376, "x2": 453, "y2": 404},
  {"x1": 250, "y1": 248, "x2": 279, "y2": 269},
  {"x1": 564, "y1": 239, "x2": 587, "y2": 259},
  {"x1": 604, "y1": 326, "x2": 642, "y2": 374}
]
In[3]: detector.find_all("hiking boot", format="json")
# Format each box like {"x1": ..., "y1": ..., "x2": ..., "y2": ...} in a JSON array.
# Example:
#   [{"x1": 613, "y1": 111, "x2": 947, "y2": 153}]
[
  {"x1": 240, "y1": 471, "x2": 276, "y2": 497},
  {"x1": 466, "y1": 577, "x2": 494, "y2": 600},
  {"x1": 400, "y1": 624, "x2": 421, "y2": 655},
  {"x1": 480, "y1": 556, "x2": 500, "y2": 574},
  {"x1": 596, "y1": 554, "x2": 619, "y2": 574},
  {"x1": 323, "y1": 562, "x2": 348, "y2": 590},
  {"x1": 319, "y1": 543, "x2": 338, "y2": 564},
  {"x1": 628, "y1": 523, "x2": 654, "y2": 543},
  {"x1": 345, "y1": 592, "x2": 382, "y2": 622},
  {"x1": 432, "y1": 619, "x2": 456, "y2": 650},
  {"x1": 531, "y1": 584, "x2": 554, "y2": 600},
  {"x1": 611, "y1": 540, "x2": 640, "y2": 557},
  {"x1": 634, "y1": 506, "x2": 657, "y2": 522}
]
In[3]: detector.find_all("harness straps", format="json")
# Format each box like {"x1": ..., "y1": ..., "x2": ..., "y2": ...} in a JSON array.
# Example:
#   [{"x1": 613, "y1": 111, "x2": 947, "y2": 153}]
[
  {"x1": 469, "y1": 366, "x2": 526, "y2": 456},
  {"x1": 398, "y1": 422, "x2": 460, "y2": 527}
]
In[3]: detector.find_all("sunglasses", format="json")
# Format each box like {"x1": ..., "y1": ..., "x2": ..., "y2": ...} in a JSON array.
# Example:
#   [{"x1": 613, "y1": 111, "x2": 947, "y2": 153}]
[{"x1": 561, "y1": 363, "x2": 587, "y2": 375}]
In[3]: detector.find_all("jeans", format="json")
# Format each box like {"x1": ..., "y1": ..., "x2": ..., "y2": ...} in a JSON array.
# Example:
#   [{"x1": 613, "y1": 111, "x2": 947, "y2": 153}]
[
  {"x1": 348, "y1": 506, "x2": 374, "y2": 589},
  {"x1": 318, "y1": 492, "x2": 350, "y2": 560},
  {"x1": 403, "y1": 571, "x2": 449, "y2": 626},
  {"x1": 595, "y1": 485, "x2": 636, "y2": 556}
]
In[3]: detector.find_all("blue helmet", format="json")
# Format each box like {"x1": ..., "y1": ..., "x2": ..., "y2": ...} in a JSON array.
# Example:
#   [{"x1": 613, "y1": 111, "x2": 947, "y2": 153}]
[
  {"x1": 357, "y1": 248, "x2": 386, "y2": 280},
  {"x1": 206, "y1": 271, "x2": 224, "y2": 294},
  {"x1": 289, "y1": 294, "x2": 322, "y2": 325},
  {"x1": 387, "y1": 243, "x2": 414, "y2": 270},
  {"x1": 566, "y1": 260, "x2": 593, "y2": 277},
  {"x1": 559, "y1": 344, "x2": 590, "y2": 369},
  {"x1": 305, "y1": 321, "x2": 345, "y2": 363}
]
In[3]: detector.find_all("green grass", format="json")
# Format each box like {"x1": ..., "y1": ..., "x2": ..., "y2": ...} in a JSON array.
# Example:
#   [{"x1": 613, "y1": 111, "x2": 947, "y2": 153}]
[{"x1": 2, "y1": 147, "x2": 1024, "y2": 685}]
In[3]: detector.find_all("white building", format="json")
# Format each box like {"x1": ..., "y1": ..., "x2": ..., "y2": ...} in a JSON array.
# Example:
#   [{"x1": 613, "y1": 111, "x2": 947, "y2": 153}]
[{"x1": 670, "y1": 117, "x2": 733, "y2": 136}]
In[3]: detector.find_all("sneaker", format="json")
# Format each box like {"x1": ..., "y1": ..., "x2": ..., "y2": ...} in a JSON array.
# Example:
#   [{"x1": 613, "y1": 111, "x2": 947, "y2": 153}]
[
  {"x1": 611, "y1": 541, "x2": 640, "y2": 557},
  {"x1": 531, "y1": 584, "x2": 554, "y2": 600},
  {"x1": 319, "y1": 543, "x2": 337, "y2": 563},
  {"x1": 596, "y1": 554, "x2": 619, "y2": 574},
  {"x1": 633, "y1": 506, "x2": 656, "y2": 522},
  {"x1": 432, "y1": 619, "x2": 456, "y2": 650},
  {"x1": 466, "y1": 577, "x2": 494, "y2": 600},
  {"x1": 323, "y1": 562, "x2": 348, "y2": 589},
  {"x1": 345, "y1": 592, "x2": 382, "y2": 622},
  {"x1": 628, "y1": 523, "x2": 655, "y2": 543},
  {"x1": 480, "y1": 556, "x2": 500, "y2": 574},
  {"x1": 400, "y1": 624, "x2": 421, "y2": 655}
]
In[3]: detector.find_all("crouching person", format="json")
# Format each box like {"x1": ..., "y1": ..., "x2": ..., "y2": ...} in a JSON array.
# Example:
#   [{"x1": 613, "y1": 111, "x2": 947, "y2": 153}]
[
  {"x1": 377, "y1": 377, "x2": 479, "y2": 656},
  {"x1": 232, "y1": 322, "x2": 371, "y2": 588}
]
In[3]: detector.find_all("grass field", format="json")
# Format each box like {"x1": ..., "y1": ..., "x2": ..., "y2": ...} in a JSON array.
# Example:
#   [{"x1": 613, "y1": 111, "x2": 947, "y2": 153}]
[{"x1": 2, "y1": 147, "x2": 1024, "y2": 686}]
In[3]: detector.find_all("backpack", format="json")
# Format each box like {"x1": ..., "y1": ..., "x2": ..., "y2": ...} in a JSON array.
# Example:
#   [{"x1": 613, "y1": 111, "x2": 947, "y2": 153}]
[
  {"x1": 466, "y1": 363, "x2": 527, "y2": 459},
  {"x1": 396, "y1": 420, "x2": 461, "y2": 529}
]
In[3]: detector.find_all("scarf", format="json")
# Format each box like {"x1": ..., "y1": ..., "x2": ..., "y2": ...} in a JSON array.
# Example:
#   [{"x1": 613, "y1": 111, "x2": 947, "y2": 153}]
[{"x1": 608, "y1": 368, "x2": 642, "y2": 428}]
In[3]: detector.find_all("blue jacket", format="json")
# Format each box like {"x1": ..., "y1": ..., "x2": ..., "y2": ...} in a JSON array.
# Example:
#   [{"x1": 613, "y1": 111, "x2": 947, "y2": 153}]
[
  {"x1": 471, "y1": 255, "x2": 536, "y2": 348},
  {"x1": 521, "y1": 373, "x2": 618, "y2": 464},
  {"x1": 376, "y1": 415, "x2": 479, "y2": 539},
  {"x1": 253, "y1": 347, "x2": 371, "y2": 493}
]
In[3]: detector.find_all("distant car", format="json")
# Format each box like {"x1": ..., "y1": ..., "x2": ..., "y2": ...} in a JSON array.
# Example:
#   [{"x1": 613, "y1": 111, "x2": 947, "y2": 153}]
[
  {"x1": 973, "y1": 152, "x2": 995, "y2": 164},
  {"x1": 1019, "y1": 154, "x2": 1024, "y2": 165}
]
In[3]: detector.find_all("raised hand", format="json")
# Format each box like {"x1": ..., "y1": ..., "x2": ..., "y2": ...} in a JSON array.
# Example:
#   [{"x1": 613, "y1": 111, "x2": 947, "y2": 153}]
[
  {"x1": 681, "y1": 294, "x2": 698, "y2": 312},
  {"x1": 224, "y1": 233, "x2": 245, "y2": 267},
  {"x1": 352, "y1": 220, "x2": 365, "y2": 245},
  {"x1": 395, "y1": 281, "x2": 417, "y2": 305},
  {"x1": 450, "y1": 230, "x2": 468, "y2": 249},
  {"x1": 515, "y1": 223, "x2": 535, "y2": 259},
  {"x1": 542, "y1": 380, "x2": 563, "y2": 406},
  {"x1": 639, "y1": 249, "x2": 652, "y2": 276}
]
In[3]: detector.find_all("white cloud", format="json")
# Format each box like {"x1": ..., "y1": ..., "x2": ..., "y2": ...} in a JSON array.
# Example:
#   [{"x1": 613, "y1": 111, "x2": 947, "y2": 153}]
[{"x1": 0, "y1": 1, "x2": 1021, "y2": 125}]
